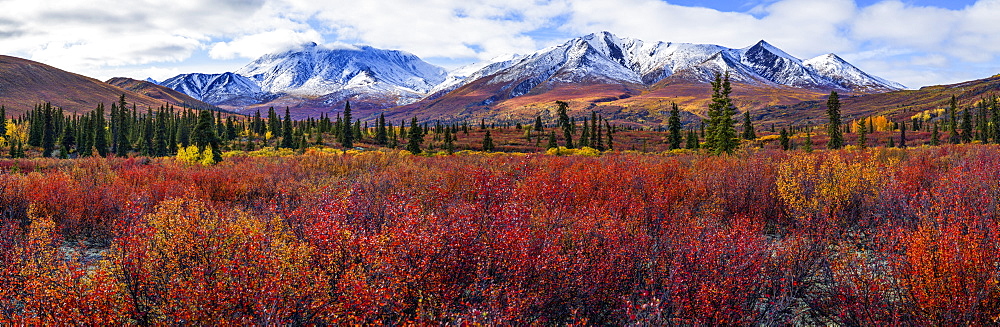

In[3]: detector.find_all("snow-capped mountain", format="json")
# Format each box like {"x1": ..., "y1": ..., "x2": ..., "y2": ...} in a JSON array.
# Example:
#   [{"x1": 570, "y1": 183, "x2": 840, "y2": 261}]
[
  {"x1": 236, "y1": 42, "x2": 447, "y2": 99},
  {"x1": 803, "y1": 53, "x2": 906, "y2": 92},
  {"x1": 159, "y1": 72, "x2": 269, "y2": 106},
  {"x1": 426, "y1": 53, "x2": 525, "y2": 99},
  {"x1": 445, "y1": 32, "x2": 901, "y2": 100}
]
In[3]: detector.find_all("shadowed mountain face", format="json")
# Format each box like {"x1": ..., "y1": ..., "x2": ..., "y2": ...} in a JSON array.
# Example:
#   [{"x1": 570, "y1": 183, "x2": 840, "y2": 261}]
[{"x1": 0, "y1": 55, "x2": 190, "y2": 116}]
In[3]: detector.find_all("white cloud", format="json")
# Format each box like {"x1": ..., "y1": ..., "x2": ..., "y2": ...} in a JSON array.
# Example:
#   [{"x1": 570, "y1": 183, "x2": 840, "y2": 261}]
[
  {"x1": 0, "y1": 0, "x2": 998, "y2": 87},
  {"x1": 209, "y1": 29, "x2": 323, "y2": 59}
]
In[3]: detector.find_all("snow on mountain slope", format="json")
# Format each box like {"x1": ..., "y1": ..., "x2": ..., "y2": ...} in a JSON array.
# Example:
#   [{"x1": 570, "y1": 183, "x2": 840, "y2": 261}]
[
  {"x1": 159, "y1": 72, "x2": 268, "y2": 106},
  {"x1": 804, "y1": 53, "x2": 906, "y2": 91},
  {"x1": 236, "y1": 42, "x2": 447, "y2": 100},
  {"x1": 444, "y1": 31, "x2": 903, "y2": 100},
  {"x1": 427, "y1": 53, "x2": 525, "y2": 98}
]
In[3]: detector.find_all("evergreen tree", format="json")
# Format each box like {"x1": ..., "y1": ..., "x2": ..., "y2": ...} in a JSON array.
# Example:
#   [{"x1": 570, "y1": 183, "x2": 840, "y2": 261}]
[
  {"x1": 443, "y1": 128, "x2": 454, "y2": 154},
  {"x1": 534, "y1": 116, "x2": 544, "y2": 132},
  {"x1": 93, "y1": 104, "x2": 108, "y2": 156},
  {"x1": 280, "y1": 108, "x2": 294, "y2": 149},
  {"x1": 899, "y1": 121, "x2": 907, "y2": 148},
  {"x1": 685, "y1": 130, "x2": 699, "y2": 149},
  {"x1": 341, "y1": 102, "x2": 353, "y2": 148},
  {"x1": 61, "y1": 118, "x2": 77, "y2": 156},
  {"x1": 667, "y1": 103, "x2": 683, "y2": 149},
  {"x1": 803, "y1": 130, "x2": 813, "y2": 153},
  {"x1": 375, "y1": 113, "x2": 388, "y2": 145},
  {"x1": 0, "y1": 105, "x2": 6, "y2": 137},
  {"x1": 406, "y1": 117, "x2": 423, "y2": 154},
  {"x1": 705, "y1": 72, "x2": 738, "y2": 154},
  {"x1": 579, "y1": 119, "x2": 590, "y2": 148},
  {"x1": 857, "y1": 117, "x2": 867, "y2": 149},
  {"x1": 267, "y1": 107, "x2": 280, "y2": 138},
  {"x1": 192, "y1": 110, "x2": 222, "y2": 162},
  {"x1": 546, "y1": 131, "x2": 557, "y2": 149},
  {"x1": 826, "y1": 91, "x2": 844, "y2": 149},
  {"x1": 41, "y1": 103, "x2": 55, "y2": 157},
  {"x1": 556, "y1": 101, "x2": 574, "y2": 148},
  {"x1": 779, "y1": 128, "x2": 790, "y2": 150},
  {"x1": 482, "y1": 129, "x2": 495, "y2": 152},
  {"x1": 741, "y1": 111, "x2": 756, "y2": 140},
  {"x1": 961, "y1": 105, "x2": 973, "y2": 143}
]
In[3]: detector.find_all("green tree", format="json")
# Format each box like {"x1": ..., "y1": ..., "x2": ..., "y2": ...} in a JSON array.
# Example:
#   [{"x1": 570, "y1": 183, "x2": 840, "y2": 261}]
[
  {"x1": 779, "y1": 128, "x2": 790, "y2": 150},
  {"x1": 705, "y1": 72, "x2": 738, "y2": 154},
  {"x1": 546, "y1": 131, "x2": 557, "y2": 149},
  {"x1": 803, "y1": 129, "x2": 813, "y2": 153},
  {"x1": 341, "y1": 102, "x2": 353, "y2": 148},
  {"x1": 857, "y1": 117, "x2": 867, "y2": 149},
  {"x1": 280, "y1": 108, "x2": 294, "y2": 149},
  {"x1": 0, "y1": 105, "x2": 6, "y2": 137},
  {"x1": 191, "y1": 110, "x2": 222, "y2": 162},
  {"x1": 534, "y1": 116, "x2": 544, "y2": 132},
  {"x1": 93, "y1": 104, "x2": 108, "y2": 156},
  {"x1": 826, "y1": 91, "x2": 844, "y2": 149},
  {"x1": 375, "y1": 113, "x2": 388, "y2": 145},
  {"x1": 556, "y1": 101, "x2": 574, "y2": 148},
  {"x1": 741, "y1": 110, "x2": 756, "y2": 140},
  {"x1": 406, "y1": 117, "x2": 423, "y2": 154},
  {"x1": 443, "y1": 128, "x2": 454, "y2": 154},
  {"x1": 948, "y1": 95, "x2": 961, "y2": 144},
  {"x1": 667, "y1": 103, "x2": 683, "y2": 149},
  {"x1": 482, "y1": 129, "x2": 494, "y2": 152},
  {"x1": 267, "y1": 107, "x2": 280, "y2": 138},
  {"x1": 900, "y1": 121, "x2": 907, "y2": 148},
  {"x1": 685, "y1": 130, "x2": 700, "y2": 149}
]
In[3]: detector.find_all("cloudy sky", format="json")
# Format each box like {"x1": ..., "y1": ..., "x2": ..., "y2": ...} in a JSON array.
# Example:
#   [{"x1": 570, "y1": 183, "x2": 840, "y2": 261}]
[{"x1": 0, "y1": 0, "x2": 996, "y2": 88}]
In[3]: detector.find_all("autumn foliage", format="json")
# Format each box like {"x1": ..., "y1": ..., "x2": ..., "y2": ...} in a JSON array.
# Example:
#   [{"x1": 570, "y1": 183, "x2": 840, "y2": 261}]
[{"x1": 1, "y1": 146, "x2": 1000, "y2": 324}]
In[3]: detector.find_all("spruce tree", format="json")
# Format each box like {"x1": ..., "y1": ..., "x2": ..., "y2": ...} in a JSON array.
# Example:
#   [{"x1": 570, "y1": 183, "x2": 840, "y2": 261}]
[
  {"x1": 686, "y1": 130, "x2": 699, "y2": 149},
  {"x1": 556, "y1": 101, "x2": 574, "y2": 148},
  {"x1": 706, "y1": 72, "x2": 738, "y2": 154},
  {"x1": 899, "y1": 121, "x2": 907, "y2": 148},
  {"x1": 267, "y1": 107, "x2": 280, "y2": 139},
  {"x1": 93, "y1": 104, "x2": 108, "y2": 156},
  {"x1": 192, "y1": 110, "x2": 222, "y2": 162},
  {"x1": 779, "y1": 128, "x2": 790, "y2": 150},
  {"x1": 341, "y1": 102, "x2": 353, "y2": 148},
  {"x1": 482, "y1": 129, "x2": 494, "y2": 152},
  {"x1": 443, "y1": 128, "x2": 454, "y2": 154},
  {"x1": 803, "y1": 130, "x2": 813, "y2": 153},
  {"x1": 857, "y1": 118, "x2": 867, "y2": 149},
  {"x1": 281, "y1": 108, "x2": 294, "y2": 149},
  {"x1": 826, "y1": 91, "x2": 844, "y2": 149},
  {"x1": 741, "y1": 111, "x2": 756, "y2": 140},
  {"x1": 948, "y1": 96, "x2": 961, "y2": 144},
  {"x1": 534, "y1": 116, "x2": 544, "y2": 132},
  {"x1": 667, "y1": 103, "x2": 683, "y2": 150},
  {"x1": 406, "y1": 117, "x2": 422, "y2": 154},
  {"x1": 0, "y1": 105, "x2": 6, "y2": 137},
  {"x1": 41, "y1": 103, "x2": 55, "y2": 157},
  {"x1": 961, "y1": 105, "x2": 973, "y2": 143},
  {"x1": 579, "y1": 119, "x2": 590, "y2": 148},
  {"x1": 375, "y1": 113, "x2": 388, "y2": 145},
  {"x1": 61, "y1": 119, "x2": 77, "y2": 156},
  {"x1": 547, "y1": 131, "x2": 557, "y2": 149}
]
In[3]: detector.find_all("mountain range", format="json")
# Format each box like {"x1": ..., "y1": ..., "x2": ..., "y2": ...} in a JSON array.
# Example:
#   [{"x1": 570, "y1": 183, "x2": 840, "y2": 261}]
[{"x1": 151, "y1": 32, "x2": 903, "y2": 122}]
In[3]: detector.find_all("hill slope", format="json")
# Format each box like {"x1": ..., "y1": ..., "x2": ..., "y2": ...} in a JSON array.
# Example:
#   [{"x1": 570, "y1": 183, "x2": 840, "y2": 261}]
[
  {"x1": 757, "y1": 74, "x2": 1000, "y2": 126},
  {"x1": 0, "y1": 55, "x2": 189, "y2": 116}
]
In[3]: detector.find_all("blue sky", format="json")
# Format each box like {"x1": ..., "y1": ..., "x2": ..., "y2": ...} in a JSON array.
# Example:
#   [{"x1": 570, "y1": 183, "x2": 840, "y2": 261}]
[{"x1": 0, "y1": 0, "x2": 996, "y2": 88}]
